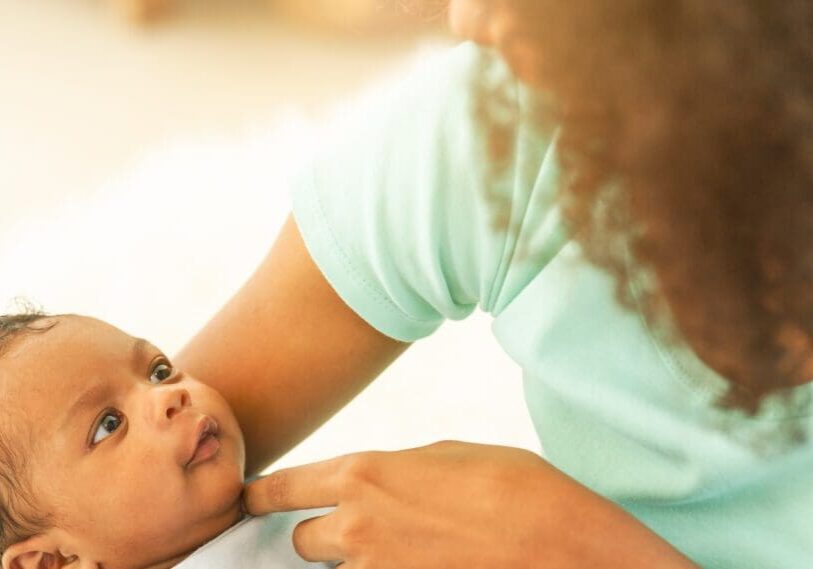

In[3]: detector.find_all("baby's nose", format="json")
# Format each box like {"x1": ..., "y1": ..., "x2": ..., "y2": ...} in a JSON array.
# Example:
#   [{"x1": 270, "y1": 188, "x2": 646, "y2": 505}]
[{"x1": 157, "y1": 386, "x2": 191, "y2": 422}]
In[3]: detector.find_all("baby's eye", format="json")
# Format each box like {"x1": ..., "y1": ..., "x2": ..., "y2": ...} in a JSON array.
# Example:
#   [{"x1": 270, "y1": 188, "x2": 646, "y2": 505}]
[
  {"x1": 91, "y1": 411, "x2": 122, "y2": 445},
  {"x1": 149, "y1": 361, "x2": 174, "y2": 384}
]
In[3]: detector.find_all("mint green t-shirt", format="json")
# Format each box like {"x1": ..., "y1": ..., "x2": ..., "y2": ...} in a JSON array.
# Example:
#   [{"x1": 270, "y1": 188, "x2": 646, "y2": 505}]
[{"x1": 291, "y1": 43, "x2": 813, "y2": 568}]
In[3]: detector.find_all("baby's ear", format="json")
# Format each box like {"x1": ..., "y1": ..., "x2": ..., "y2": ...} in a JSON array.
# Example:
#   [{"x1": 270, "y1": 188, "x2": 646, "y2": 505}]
[{"x1": 1, "y1": 534, "x2": 70, "y2": 569}]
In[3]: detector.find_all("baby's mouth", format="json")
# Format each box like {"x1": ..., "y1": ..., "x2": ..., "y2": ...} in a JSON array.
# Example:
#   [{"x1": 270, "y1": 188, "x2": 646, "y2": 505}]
[{"x1": 185, "y1": 415, "x2": 220, "y2": 468}]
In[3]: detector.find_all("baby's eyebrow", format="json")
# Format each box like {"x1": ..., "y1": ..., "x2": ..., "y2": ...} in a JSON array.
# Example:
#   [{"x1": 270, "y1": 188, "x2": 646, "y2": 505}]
[
  {"x1": 130, "y1": 337, "x2": 149, "y2": 371},
  {"x1": 59, "y1": 337, "x2": 150, "y2": 430},
  {"x1": 61, "y1": 381, "x2": 112, "y2": 431}
]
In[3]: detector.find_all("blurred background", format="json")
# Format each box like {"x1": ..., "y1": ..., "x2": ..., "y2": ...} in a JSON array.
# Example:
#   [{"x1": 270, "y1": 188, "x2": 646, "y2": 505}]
[{"x1": 0, "y1": 0, "x2": 539, "y2": 472}]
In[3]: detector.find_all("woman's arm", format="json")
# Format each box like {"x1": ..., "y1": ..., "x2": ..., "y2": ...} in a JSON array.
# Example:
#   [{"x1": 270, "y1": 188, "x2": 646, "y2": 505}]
[
  {"x1": 243, "y1": 441, "x2": 700, "y2": 568},
  {"x1": 174, "y1": 214, "x2": 697, "y2": 568},
  {"x1": 173, "y1": 214, "x2": 409, "y2": 476}
]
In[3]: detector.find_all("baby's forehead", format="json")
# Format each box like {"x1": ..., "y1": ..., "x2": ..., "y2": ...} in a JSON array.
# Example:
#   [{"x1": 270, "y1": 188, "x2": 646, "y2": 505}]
[
  {"x1": 0, "y1": 316, "x2": 135, "y2": 403},
  {"x1": 4, "y1": 314, "x2": 130, "y2": 358},
  {"x1": 0, "y1": 316, "x2": 142, "y2": 448}
]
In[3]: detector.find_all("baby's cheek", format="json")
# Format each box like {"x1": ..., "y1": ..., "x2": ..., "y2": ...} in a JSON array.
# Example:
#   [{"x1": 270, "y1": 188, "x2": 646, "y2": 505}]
[{"x1": 105, "y1": 481, "x2": 189, "y2": 543}]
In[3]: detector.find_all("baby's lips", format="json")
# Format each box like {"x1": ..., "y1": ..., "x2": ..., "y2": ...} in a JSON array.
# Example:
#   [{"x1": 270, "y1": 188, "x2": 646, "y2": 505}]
[{"x1": 181, "y1": 414, "x2": 219, "y2": 467}]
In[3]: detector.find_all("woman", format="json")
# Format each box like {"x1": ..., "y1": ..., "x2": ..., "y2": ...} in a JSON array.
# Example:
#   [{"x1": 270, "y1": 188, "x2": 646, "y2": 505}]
[{"x1": 175, "y1": 1, "x2": 813, "y2": 566}]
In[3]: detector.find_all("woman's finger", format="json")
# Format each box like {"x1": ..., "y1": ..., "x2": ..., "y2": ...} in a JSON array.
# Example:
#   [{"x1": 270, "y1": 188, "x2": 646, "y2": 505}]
[
  {"x1": 292, "y1": 511, "x2": 344, "y2": 562},
  {"x1": 243, "y1": 456, "x2": 344, "y2": 514}
]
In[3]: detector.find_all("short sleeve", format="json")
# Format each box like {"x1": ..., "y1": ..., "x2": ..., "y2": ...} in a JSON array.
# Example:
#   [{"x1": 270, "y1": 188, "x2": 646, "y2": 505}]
[{"x1": 291, "y1": 42, "x2": 568, "y2": 342}]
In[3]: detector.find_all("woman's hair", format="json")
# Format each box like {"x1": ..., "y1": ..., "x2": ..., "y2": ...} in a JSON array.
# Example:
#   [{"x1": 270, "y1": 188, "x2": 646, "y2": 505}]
[
  {"x1": 0, "y1": 310, "x2": 57, "y2": 554},
  {"x1": 471, "y1": 0, "x2": 813, "y2": 424}
]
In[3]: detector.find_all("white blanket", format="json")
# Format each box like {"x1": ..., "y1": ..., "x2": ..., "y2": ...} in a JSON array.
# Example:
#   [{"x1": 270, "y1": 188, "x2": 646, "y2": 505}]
[{"x1": 174, "y1": 510, "x2": 334, "y2": 568}]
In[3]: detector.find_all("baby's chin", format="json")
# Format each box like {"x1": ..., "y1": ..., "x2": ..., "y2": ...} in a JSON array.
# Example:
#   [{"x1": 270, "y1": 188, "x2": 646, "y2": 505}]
[
  {"x1": 182, "y1": 473, "x2": 246, "y2": 535},
  {"x1": 180, "y1": 438, "x2": 246, "y2": 521},
  {"x1": 135, "y1": 492, "x2": 246, "y2": 569},
  {"x1": 140, "y1": 464, "x2": 246, "y2": 561},
  {"x1": 189, "y1": 494, "x2": 246, "y2": 546}
]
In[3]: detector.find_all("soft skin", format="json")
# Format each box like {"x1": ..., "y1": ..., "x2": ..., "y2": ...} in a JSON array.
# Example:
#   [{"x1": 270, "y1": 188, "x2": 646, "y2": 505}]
[{"x1": 0, "y1": 316, "x2": 246, "y2": 569}]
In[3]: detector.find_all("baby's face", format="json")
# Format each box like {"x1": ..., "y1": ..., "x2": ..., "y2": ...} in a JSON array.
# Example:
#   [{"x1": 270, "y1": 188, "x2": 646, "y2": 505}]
[{"x1": 0, "y1": 316, "x2": 246, "y2": 568}]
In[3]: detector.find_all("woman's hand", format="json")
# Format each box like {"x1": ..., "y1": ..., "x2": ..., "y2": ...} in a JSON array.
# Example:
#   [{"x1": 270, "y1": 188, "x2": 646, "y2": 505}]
[{"x1": 243, "y1": 441, "x2": 698, "y2": 568}]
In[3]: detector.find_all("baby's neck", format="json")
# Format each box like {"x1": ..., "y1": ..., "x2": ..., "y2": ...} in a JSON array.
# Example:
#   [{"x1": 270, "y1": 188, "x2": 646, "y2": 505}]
[
  {"x1": 142, "y1": 548, "x2": 200, "y2": 569},
  {"x1": 139, "y1": 506, "x2": 247, "y2": 568}
]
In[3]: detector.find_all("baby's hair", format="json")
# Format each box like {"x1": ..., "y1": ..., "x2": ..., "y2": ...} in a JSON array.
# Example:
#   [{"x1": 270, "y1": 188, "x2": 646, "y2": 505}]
[{"x1": 0, "y1": 307, "x2": 59, "y2": 555}]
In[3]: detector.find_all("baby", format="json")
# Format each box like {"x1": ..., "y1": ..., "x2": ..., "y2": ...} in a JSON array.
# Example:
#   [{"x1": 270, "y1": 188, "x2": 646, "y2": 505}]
[{"x1": 0, "y1": 312, "x2": 328, "y2": 569}]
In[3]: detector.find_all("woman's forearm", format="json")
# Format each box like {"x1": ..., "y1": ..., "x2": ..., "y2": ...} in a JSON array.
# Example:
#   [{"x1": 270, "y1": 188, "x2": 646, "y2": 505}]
[
  {"x1": 174, "y1": 215, "x2": 408, "y2": 476},
  {"x1": 549, "y1": 490, "x2": 699, "y2": 568},
  {"x1": 515, "y1": 446, "x2": 698, "y2": 567}
]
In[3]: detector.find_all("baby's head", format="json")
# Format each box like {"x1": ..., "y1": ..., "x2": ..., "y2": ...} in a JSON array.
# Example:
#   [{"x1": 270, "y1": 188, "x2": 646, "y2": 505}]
[{"x1": 0, "y1": 313, "x2": 246, "y2": 569}]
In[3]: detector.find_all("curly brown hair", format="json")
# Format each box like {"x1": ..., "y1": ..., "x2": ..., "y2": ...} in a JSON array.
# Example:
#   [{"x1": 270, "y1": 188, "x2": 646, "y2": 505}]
[
  {"x1": 472, "y1": 1, "x2": 813, "y2": 422},
  {"x1": 0, "y1": 310, "x2": 57, "y2": 555}
]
